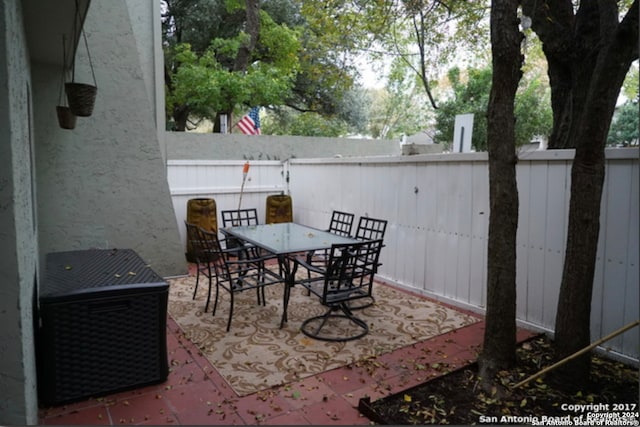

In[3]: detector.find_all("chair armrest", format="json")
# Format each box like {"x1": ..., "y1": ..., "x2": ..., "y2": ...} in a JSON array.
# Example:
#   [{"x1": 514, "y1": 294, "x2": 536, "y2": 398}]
[
  {"x1": 202, "y1": 244, "x2": 246, "y2": 260},
  {"x1": 225, "y1": 252, "x2": 278, "y2": 267},
  {"x1": 294, "y1": 255, "x2": 326, "y2": 275}
]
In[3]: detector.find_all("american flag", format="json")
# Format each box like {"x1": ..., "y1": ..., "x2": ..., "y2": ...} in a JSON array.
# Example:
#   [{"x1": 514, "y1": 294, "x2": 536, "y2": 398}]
[{"x1": 237, "y1": 107, "x2": 261, "y2": 135}]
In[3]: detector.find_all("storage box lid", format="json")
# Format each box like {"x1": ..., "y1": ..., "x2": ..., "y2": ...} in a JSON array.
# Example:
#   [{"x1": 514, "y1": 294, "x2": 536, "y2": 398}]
[{"x1": 41, "y1": 249, "x2": 167, "y2": 298}]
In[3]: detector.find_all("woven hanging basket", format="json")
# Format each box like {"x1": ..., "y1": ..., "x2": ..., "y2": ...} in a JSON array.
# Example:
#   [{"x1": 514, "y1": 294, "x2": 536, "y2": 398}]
[
  {"x1": 65, "y1": 83, "x2": 97, "y2": 117},
  {"x1": 65, "y1": 23, "x2": 98, "y2": 117},
  {"x1": 56, "y1": 105, "x2": 77, "y2": 129}
]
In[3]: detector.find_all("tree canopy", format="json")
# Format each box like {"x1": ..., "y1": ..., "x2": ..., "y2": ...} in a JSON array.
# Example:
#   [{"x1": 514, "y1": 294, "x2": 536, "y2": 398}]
[
  {"x1": 608, "y1": 100, "x2": 639, "y2": 146},
  {"x1": 163, "y1": 1, "x2": 304, "y2": 130},
  {"x1": 609, "y1": 64, "x2": 639, "y2": 146},
  {"x1": 161, "y1": 0, "x2": 636, "y2": 144},
  {"x1": 162, "y1": 0, "x2": 371, "y2": 133},
  {"x1": 162, "y1": 0, "x2": 502, "y2": 136},
  {"x1": 433, "y1": 64, "x2": 551, "y2": 151}
]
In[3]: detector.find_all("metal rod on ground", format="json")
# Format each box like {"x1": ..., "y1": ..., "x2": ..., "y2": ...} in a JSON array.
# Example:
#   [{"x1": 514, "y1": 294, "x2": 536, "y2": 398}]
[{"x1": 512, "y1": 319, "x2": 640, "y2": 389}]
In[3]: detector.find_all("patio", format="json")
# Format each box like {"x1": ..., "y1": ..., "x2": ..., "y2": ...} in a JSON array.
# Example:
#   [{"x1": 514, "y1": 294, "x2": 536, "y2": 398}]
[{"x1": 37, "y1": 266, "x2": 537, "y2": 426}]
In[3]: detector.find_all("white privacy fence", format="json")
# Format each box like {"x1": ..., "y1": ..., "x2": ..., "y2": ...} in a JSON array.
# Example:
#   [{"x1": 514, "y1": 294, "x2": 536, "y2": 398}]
[
  {"x1": 167, "y1": 149, "x2": 639, "y2": 361},
  {"x1": 168, "y1": 160, "x2": 287, "y2": 246}
]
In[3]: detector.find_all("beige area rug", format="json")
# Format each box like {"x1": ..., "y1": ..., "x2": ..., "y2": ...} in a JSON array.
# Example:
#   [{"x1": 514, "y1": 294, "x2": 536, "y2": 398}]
[{"x1": 167, "y1": 273, "x2": 479, "y2": 396}]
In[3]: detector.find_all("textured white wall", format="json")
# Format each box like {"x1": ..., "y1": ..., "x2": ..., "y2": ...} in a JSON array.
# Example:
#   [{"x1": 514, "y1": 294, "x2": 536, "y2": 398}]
[
  {"x1": 34, "y1": 0, "x2": 185, "y2": 277},
  {"x1": 0, "y1": 0, "x2": 39, "y2": 424}
]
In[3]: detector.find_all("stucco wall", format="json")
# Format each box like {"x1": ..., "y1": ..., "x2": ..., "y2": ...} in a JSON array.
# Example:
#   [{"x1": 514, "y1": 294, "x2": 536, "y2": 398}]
[
  {"x1": 126, "y1": 0, "x2": 166, "y2": 157},
  {"x1": 0, "y1": 0, "x2": 39, "y2": 424},
  {"x1": 166, "y1": 132, "x2": 404, "y2": 161},
  {"x1": 34, "y1": 0, "x2": 185, "y2": 278}
]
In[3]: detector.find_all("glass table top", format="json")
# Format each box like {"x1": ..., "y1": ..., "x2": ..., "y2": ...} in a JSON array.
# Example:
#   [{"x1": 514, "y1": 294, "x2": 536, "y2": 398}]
[{"x1": 222, "y1": 222, "x2": 359, "y2": 255}]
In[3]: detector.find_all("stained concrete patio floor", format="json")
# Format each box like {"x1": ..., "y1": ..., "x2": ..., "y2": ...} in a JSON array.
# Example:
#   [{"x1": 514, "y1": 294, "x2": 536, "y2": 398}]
[{"x1": 38, "y1": 277, "x2": 536, "y2": 425}]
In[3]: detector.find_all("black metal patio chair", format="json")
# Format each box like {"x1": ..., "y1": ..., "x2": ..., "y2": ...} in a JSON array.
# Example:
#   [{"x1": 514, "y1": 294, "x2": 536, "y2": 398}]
[
  {"x1": 354, "y1": 216, "x2": 388, "y2": 242},
  {"x1": 349, "y1": 216, "x2": 388, "y2": 309},
  {"x1": 185, "y1": 221, "x2": 224, "y2": 312},
  {"x1": 293, "y1": 239, "x2": 383, "y2": 342},
  {"x1": 221, "y1": 208, "x2": 259, "y2": 228},
  {"x1": 197, "y1": 226, "x2": 285, "y2": 331},
  {"x1": 305, "y1": 210, "x2": 356, "y2": 267},
  {"x1": 328, "y1": 210, "x2": 355, "y2": 236},
  {"x1": 220, "y1": 208, "x2": 263, "y2": 257}
]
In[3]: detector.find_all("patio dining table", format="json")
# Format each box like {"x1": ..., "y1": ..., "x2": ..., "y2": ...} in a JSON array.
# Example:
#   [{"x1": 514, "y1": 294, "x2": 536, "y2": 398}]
[{"x1": 222, "y1": 222, "x2": 361, "y2": 328}]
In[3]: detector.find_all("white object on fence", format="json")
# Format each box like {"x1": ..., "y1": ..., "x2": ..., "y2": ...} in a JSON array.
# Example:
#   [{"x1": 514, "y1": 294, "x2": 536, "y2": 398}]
[{"x1": 453, "y1": 113, "x2": 474, "y2": 153}]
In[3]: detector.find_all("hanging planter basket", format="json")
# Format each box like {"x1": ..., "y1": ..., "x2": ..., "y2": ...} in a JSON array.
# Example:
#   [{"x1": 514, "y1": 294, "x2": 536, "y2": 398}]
[
  {"x1": 65, "y1": 82, "x2": 97, "y2": 117},
  {"x1": 66, "y1": 26, "x2": 97, "y2": 117},
  {"x1": 56, "y1": 34, "x2": 76, "y2": 130},
  {"x1": 56, "y1": 105, "x2": 77, "y2": 129}
]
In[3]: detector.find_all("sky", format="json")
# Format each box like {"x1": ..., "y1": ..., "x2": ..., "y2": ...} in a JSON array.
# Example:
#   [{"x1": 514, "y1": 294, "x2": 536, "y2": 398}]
[
  {"x1": 355, "y1": 53, "x2": 390, "y2": 89},
  {"x1": 360, "y1": 66, "x2": 386, "y2": 89}
]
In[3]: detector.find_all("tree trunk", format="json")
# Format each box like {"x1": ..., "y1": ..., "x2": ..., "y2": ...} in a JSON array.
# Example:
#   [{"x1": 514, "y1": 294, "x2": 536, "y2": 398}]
[
  {"x1": 164, "y1": 62, "x2": 190, "y2": 132},
  {"x1": 212, "y1": 112, "x2": 233, "y2": 133},
  {"x1": 477, "y1": 0, "x2": 522, "y2": 384},
  {"x1": 522, "y1": 0, "x2": 574, "y2": 149},
  {"x1": 523, "y1": 0, "x2": 638, "y2": 385},
  {"x1": 173, "y1": 104, "x2": 189, "y2": 132},
  {"x1": 234, "y1": 0, "x2": 260, "y2": 73},
  {"x1": 553, "y1": 1, "x2": 638, "y2": 383}
]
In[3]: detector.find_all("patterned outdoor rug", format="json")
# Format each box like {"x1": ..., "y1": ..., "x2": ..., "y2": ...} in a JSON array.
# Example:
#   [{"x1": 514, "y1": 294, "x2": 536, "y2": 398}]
[{"x1": 167, "y1": 273, "x2": 479, "y2": 397}]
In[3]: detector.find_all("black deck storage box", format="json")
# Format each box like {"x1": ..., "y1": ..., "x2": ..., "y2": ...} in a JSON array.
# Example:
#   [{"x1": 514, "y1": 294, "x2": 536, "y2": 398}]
[{"x1": 37, "y1": 249, "x2": 169, "y2": 406}]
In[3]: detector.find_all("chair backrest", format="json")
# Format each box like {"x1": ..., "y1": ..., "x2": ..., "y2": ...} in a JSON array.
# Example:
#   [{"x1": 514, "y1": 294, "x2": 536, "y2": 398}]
[
  {"x1": 354, "y1": 216, "x2": 388, "y2": 241},
  {"x1": 320, "y1": 239, "x2": 383, "y2": 306},
  {"x1": 196, "y1": 226, "x2": 230, "y2": 276},
  {"x1": 221, "y1": 208, "x2": 259, "y2": 227},
  {"x1": 185, "y1": 221, "x2": 206, "y2": 262},
  {"x1": 328, "y1": 210, "x2": 355, "y2": 237}
]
